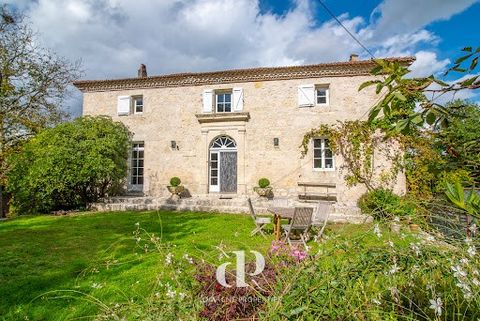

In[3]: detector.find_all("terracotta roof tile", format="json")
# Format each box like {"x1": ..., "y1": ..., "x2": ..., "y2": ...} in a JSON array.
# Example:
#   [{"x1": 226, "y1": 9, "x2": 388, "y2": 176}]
[{"x1": 73, "y1": 57, "x2": 415, "y2": 92}]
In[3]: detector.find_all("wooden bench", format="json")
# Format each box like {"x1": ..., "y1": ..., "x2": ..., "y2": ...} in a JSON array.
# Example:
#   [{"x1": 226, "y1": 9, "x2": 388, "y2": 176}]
[{"x1": 298, "y1": 182, "x2": 337, "y2": 201}]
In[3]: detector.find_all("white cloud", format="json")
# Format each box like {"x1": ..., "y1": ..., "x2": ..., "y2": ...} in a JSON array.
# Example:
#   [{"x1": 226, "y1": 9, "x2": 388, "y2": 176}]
[
  {"x1": 8, "y1": 0, "x2": 478, "y2": 116},
  {"x1": 368, "y1": 0, "x2": 478, "y2": 40},
  {"x1": 409, "y1": 51, "x2": 450, "y2": 78}
]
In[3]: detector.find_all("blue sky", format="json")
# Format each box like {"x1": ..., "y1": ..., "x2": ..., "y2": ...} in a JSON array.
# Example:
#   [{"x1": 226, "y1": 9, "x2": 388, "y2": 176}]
[{"x1": 7, "y1": 0, "x2": 480, "y2": 115}]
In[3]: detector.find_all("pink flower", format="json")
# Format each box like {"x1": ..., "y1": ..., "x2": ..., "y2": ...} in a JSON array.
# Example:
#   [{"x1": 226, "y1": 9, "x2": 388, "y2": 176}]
[{"x1": 290, "y1": 248, "x2": 308, "y2": 262}]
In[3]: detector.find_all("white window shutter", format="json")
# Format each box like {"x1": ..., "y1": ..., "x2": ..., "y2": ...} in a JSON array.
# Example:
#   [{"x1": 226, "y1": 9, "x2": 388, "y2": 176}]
[
  {"x1": 298, "y1": 84, "x2": 315, "y2": 107},
  {"x1": 202, "y1": 89, "x2": 213, "y2": 113},
  {"x1": 117, "y1": 96, "x2": 130, "y2": 115},
  {"x1": 232, "y1": 87, "x2": 244, "y2": 112}
]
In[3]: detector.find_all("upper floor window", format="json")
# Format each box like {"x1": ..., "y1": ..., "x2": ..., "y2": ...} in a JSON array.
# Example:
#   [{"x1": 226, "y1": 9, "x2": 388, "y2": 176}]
[
  {"x1": 202, "y1": 88, "x2": 243, "y2": 113},
  {"x1": 298, "y1": 84, "x2": 330, "y2": 107},
  {"x1": 316, "y1": 87, "x2": 329, "y2": 105},
  {"x1": 216, "y1": 92, "x2": 232, "y2": 113},
  {"x1": 133, "y1": 96, "x2": 143, "y2": 114},
  {"x1": 117, "y1": 95, "x2": 144, "y2": 116},
  {"x1": 313, "y1": 138, "x2": 334, "y2": 170}
]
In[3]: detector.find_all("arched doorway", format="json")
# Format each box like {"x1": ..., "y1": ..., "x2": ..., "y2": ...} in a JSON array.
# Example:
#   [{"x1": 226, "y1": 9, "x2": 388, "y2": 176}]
[{"x1": 209, "y1": 136, "x2": 237, "y2": 193}]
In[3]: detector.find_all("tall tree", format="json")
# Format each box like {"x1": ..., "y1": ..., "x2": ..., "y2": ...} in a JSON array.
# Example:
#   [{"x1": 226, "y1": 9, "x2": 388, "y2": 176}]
[
  {"x1": 0, "y1": 7, "x2": 80, "y2": 216},
  {"x1": 435, "y1": 100, "x2": 480, "y2": 185}
]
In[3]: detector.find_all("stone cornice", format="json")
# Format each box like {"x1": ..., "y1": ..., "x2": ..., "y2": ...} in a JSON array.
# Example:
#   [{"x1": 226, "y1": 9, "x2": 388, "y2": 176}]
[
  {"x1": 73, "y1": 57, "x2": 415, "y2": 93},
  {"x1": 195, "y1": 112, "x2": 250, "y2": 123}
]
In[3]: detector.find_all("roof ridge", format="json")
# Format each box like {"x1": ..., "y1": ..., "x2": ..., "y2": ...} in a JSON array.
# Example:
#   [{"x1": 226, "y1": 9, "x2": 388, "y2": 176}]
[{"x1": 73, "y1": 56, "x2": 415, "y2": 92}]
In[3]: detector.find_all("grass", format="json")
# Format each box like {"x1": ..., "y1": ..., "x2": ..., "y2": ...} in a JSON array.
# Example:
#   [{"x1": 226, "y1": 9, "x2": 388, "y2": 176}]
[{"x1": 0, "y1": 210, "x2": 272, "y2": 320}]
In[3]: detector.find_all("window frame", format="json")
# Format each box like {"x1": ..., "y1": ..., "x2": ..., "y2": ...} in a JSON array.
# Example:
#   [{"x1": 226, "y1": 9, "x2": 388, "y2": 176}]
[
  {"x1": 313, "y1": 138, "x2": 335, "y2": 171},
  {"x1": 315, "y1": 86, "x2": 329, "y2": 106},
  {"x1": 132, "y1": 96, "x2": 144, "y2": 114},
  {"x1": 130, "y1": 142, "x2": 145, "y2": 187},
  {"x1": 215, "y1": 91, "x2": 233, "y2": 113}
]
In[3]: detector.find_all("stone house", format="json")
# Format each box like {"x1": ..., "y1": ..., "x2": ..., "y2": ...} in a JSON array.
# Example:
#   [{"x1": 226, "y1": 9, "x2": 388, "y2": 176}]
[{"x1": 73, "y1": 55, "x2": 413, "y2": 218}]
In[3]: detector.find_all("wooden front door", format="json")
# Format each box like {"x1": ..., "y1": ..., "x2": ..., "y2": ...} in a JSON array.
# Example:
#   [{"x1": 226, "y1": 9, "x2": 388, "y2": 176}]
[
  {"x1": 209, "y1": 136, "x2": 237, "y2": 193},
  {"x1": 220, "y1": 151, "x2": 237, "y2": 193}
]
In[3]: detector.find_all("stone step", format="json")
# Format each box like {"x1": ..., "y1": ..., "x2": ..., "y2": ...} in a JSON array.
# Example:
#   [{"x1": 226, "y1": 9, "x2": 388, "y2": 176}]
[{"x1": 90, "y1": 196, "x2": 371, "y2": 224}]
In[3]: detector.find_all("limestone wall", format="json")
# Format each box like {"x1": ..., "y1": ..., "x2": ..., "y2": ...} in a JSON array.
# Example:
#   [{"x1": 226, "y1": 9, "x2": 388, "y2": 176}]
[{"x1": 82, "y1": 74, "x2": 406, "y2": 208}]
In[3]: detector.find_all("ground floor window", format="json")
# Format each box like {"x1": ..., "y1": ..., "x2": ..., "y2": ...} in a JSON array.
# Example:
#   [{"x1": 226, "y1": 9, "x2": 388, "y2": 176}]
[
  {"x1": 313, "y1": 138, "x2": 334, "y2": 170},
  {"x1": 131, "y1": 142, "x2": 144, "y2": 186}
]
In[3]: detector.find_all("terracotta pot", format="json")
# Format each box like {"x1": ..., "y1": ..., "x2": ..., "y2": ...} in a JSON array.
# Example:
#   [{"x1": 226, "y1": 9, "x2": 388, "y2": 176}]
[
  {"x1": 409, "y1": 223, "x2": 420, "y2": 232},
  {"x1": 167, "y1": 185, "x2": 184, "y2": 196},
  {"x1": 254, "y1": 186, "x2": 272, "y2": 197}
]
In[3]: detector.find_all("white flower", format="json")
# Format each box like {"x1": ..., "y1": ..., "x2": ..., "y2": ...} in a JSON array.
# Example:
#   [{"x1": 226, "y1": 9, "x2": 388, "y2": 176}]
[
  {"x1": 393, "y1": 216, "x2": 400, "y2": 222},
  {"x1": 451, "y1": 265, "x2": 467, "y2": 278},
  {"x1": 468, "y1": 224, "x2": 478, "y2": 235},
  {"x1": 374, "y1": 224, "x2": 382, "y2": 238},
  {"x1": 372, "y1": 298, "x2": 381, "y2": 305},
  {"x1": 91, "y1": 282, "x2": 103, "y2": 289},
  {"x1": 456, "y1": 281, "x2": 473, "y2": 300},
  {"x1": 135, "y1": 222, "x2": 140, "y2": 226},
  {"x1": 166, "y1": 288, "x2": 176, "y2": 299},
  {"x1": 165, "y1": 283, "x2": 176, "y2": 299},
  {"x1": 460, "y1": 258, "x2": 469, "y2": 265},
  {"x1": 388, "y1": 241, "x2": 394, "y2": 248},
  {"x1": 183, "y1": 254, "x2": 194, "y2": 264},
  {"x1": 425, "y1": 235, "x2": 435, "y2": 242},
  {"x1": 165, "y1": 253, "x2": 173, "y2": 265},
  {"x1": 390, "y1": 287, "x2": 400, "y2": 303},
  {"x1": 178, "y1": 292, "x2": 186, "y2": 300},
  {"x1": 456, "y1": 281, "x2": 471, "y2": 292},
  {"x1": 234, "y1": 231, "x2": 239, "y2": 237},
  {"x1": 429, "y1": 297, "x2": 442, "y2": 316},
  {"x1": 472, "y1": 278, "x2": 480, "y2": 287},
  {"x1": 410, "y1": 243, "x2": 421, "y2": 256},
  {"x1": 467, "y1": 246, "x2": 476, "y2": 258},
  {"x1": 389, "y1": 263, "x2": 399, "y2": 275}
]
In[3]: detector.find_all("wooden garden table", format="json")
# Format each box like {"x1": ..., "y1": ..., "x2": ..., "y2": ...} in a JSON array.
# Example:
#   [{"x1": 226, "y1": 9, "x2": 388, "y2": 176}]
[{"x1": 268, "y1": 207, "x2": 295, "y2": 241}]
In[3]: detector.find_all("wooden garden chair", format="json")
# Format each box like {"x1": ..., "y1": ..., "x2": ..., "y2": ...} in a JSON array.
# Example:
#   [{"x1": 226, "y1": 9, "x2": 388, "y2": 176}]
[
  {"x1": 282, "y1": 207, "x2": 314, "y2": 249},
  {"x1": 314, "y1": 201, "x2": 332, "y2": 241},
  {"x1": 247, "y1": 198, "x2": 272, "y2": 237}
]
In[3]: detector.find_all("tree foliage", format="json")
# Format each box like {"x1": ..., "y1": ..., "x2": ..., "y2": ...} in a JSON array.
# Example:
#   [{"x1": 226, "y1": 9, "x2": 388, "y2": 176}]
[
  {"x1": 0, "y1": 6, "x2": 81, "y2": 183},
  {"x1": 434, "y1": 100, "x2": 480, "y2": 185},
  {"x1": 6, "y1": 116, "x2": 131, "y2": 214},
  {"x1": 360, "y1": 47, "x2": 480, "y2": 135}
]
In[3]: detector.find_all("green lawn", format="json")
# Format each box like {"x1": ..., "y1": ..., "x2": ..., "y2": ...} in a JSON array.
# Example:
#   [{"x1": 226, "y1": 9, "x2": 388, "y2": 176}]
[{"x1": 0, "y1": 210, "x2": 271, "y2": 320}]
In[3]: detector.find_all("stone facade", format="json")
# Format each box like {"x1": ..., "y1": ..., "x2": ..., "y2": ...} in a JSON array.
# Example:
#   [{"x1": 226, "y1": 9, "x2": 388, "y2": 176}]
[{"x1": 76, "y1": 58, "x2": 411, "y2": 215}]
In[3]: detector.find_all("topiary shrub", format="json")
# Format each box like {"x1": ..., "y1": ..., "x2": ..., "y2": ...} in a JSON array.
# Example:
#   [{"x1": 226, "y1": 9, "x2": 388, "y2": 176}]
[
  {"x1": 358, "y1": 188, "x2": 403, "y2": 220},
  {"x1": 258, "y1": 178, "x2": 270, "y2": 188},
  {"x1": 170, "y1": 177, "x2": 181, "y2": 187}
]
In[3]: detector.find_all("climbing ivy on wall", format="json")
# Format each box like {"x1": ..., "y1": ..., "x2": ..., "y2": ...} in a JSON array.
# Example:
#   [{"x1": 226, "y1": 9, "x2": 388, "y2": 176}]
[{"x1": 301, "y1": 120, "x2": 403, "y2": 191}]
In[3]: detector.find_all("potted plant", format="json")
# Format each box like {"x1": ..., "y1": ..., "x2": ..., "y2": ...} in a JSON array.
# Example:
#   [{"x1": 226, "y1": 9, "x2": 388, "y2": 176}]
[
  {"x1": 167, "y1": 177, "x2": 184, "y2": 199},
  {"x1": 254, "y1": 178, "x2": 273, "y2": 198}
]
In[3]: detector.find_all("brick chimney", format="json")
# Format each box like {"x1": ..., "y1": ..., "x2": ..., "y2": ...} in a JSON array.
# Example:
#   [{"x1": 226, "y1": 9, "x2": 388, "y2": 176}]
[
  {"x1": 138, "y1": 64, "x2": 147, "y2": 78},
  {"x1": 349, "y1": 54, "x2": 359, "y2": 62}
]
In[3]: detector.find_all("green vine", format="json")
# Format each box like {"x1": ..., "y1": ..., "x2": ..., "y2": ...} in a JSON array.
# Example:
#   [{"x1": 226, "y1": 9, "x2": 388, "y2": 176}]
[{"x1": 301, "y1": 120, "x2": 402, "y2": 191}]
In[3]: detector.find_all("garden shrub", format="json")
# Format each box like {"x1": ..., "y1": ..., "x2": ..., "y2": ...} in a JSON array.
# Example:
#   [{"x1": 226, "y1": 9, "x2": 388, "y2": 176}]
[
  {"x1": 258, "y1": 178, "x2": 270, "y2": 188},
  {"x1": 358, "y1": 188, "x2": 414, "y2": 220},
  {"x1": 170, "y1": 177, "x2": 181, "y2": 187},
  {"x1": 6, "y1": 116, "x2": 131, "y2": 214},
  {"x1": 262, "y1": 224, "x2": 480, "y2": 320}
]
